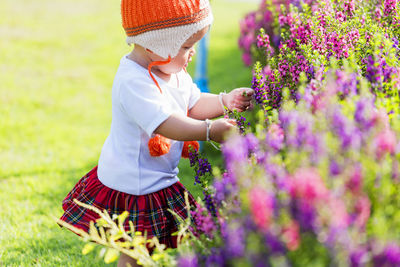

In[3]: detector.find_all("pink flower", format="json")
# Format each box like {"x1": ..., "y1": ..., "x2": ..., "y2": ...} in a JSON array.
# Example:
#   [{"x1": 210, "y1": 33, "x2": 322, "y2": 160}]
[
  {"x1": 375, "y1": 7, "x2": 382, "y2": 20},
  {"x1": 266, "y1": 123, "x2": 284, "y2": 151},
  {"x1": 318, "y1": 13, "x2": 327, "y2": 27},
  {"x1": 278, "y1": 14, "x2": 287, "y2": 26},
  {"x1": 191, "y1": 203, "x2": 217, "y2": 238},
  {"x1": 347, "y1": 30, "x2": 360, "y2": 46},
  {"x1": 354, "y1": 196, "x2": 371, "y2": 228},
  {"x1": 346, "y1": 165, "x2": 363, "y2": 194},
  {"x1": 239, "y1": 12, "x2": 256, "y2": 32},
  {"x1": 336, "y1": 11, "x2": 346, "y2": 22},
  {"x1": 249, "y1": 188, "x2": 274, "y2": 231},
  {"x1": 361, "y1": 15, "x2": 366, "y2": 24},
  {"x1": 278, "y1": 60, "x2": 289, "y2": 76},
  {"x1": 384, "y1": 0, "x2": 398, "y2": 16},
  {"x1": 240, "y1": 32, "x2": 254, "y2": 51},
  {"x1": 344, "y1": 0, "x2": 355, "y2": 14},
  {"x1": 268, "y1": 123, "x2": 284, "y2": 138},
  {"x1": 371, "y1": 109, "x2": 390, "y2": 129},
  {"x1": 328, "y1": 198, "x2": 350, "y2": 229},
  {"x1": 256, "y1": 32, "x2": 271, "y2": 49},
  {"x1": 282, "y1": 221, "x2": 300, "y2": 251},
  {"x1": 376, "y1": 128, "x2": 397, "y2": 159},
  {"x1": 289, "y1": 168, "x2": 329, "y2": 204},
  {"x1": 242, "y1": 53, "x2": 252, "y2": 66}
]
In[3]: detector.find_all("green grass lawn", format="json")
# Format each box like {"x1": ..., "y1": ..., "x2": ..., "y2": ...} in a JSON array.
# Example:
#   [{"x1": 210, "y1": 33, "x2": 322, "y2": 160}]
[{"x1": 0, "y1": 0, "x2": 256, "y2": 265}]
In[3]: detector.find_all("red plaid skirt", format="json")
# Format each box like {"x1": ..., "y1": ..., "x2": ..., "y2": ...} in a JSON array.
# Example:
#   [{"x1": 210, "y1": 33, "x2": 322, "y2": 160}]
[{"x1": 59, "y1": 166, "x2": 196, "y2": 248}]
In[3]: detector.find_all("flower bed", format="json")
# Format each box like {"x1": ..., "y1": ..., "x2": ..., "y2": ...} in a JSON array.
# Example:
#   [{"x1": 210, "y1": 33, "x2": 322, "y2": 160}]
[
  {"x1": 246, "y1": 0, "x2": 400, "y2": 112},
  {"x1": 73, "y1": 0, "x2": 400, "y2": 266}
]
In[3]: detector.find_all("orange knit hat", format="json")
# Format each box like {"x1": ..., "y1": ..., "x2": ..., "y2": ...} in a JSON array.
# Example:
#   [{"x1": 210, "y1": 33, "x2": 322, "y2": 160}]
[{"x1": 121, "y1": 0, "x2": 213, "y2": 59}]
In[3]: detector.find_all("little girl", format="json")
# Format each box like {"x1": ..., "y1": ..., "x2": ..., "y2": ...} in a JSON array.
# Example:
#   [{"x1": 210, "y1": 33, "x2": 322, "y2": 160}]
[{"x1": 59, "y1": 0, "x2": 253, "y2": 265}]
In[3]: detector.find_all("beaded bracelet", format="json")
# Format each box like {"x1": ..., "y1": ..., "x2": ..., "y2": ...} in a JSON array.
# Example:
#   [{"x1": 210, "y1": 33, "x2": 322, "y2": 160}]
[
  {"x1": 205, "y1": 119, "x2": 212, "y2": 141},
  {"x1": 205, "y1": 118, "x2": 221, "y2": 150},
  {"x1": 218, "y1": 92, "x2": 228, "y2": 115}
]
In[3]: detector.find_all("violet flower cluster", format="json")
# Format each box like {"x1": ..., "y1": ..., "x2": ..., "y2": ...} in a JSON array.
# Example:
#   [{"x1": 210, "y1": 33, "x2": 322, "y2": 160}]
[
  {"x1": 188, "y1": 148, "x2": 216, "y2": 216},
  {"x1": 194, "y1": 71, "x2": 400, "y2": 266},
  {"x1": 225, "y1": 109, "x2": 251, "y2": 134},
  {"x1": 238, "y1": 0, "x2": 280, "y2": 66},
  {"x1": 178, "y1": 1, "x2": 400, "y2": 265},
  {"x1": 77, "y1": 1, "x2": 400, "y2": 266},
  {"x1": 246, "y1": 0, "x2": 400, "y2": 111}
]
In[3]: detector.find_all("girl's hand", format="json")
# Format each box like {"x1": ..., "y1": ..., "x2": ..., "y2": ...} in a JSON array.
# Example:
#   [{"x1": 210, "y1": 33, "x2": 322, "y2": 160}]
[
  {"x1": 209, "y1": 118, "x2": 236, "y2": 143},
  {"x1": 223, "y1": 87, "x2": 254, "y2": 112}
]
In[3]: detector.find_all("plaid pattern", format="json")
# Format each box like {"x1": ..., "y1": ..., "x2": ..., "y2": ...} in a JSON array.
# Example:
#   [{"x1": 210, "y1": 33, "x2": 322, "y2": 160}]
[{"x1": 59, "y1": 166, "x2": 196, "y2": 248}]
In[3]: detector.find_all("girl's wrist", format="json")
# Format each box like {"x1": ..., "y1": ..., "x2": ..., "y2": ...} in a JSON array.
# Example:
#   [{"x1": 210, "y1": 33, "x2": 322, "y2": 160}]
[
  {"x1": 205, "y1": 119, "x2": 221, "y2": 150},
  {"x1": 219, "y1": 92, "x2": 228, "y2": 114},
  {"x1": 205, "y1": 119, "x2": 212, "y2": 141}
]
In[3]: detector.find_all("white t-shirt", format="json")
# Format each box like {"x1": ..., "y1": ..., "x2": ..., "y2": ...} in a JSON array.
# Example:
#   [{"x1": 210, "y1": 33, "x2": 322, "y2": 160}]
[{"x1": 97, "y1": 55, "x2": 201, "y2": 195}]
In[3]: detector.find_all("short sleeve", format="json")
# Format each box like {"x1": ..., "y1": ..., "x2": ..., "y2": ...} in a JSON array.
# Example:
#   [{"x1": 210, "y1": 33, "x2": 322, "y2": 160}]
[
  {"x1": 188, "y1": 81, "x2": 201, "y2": 110},
  {"x1": 118, "y1": 79, "x2": 172, "y2": 136}
]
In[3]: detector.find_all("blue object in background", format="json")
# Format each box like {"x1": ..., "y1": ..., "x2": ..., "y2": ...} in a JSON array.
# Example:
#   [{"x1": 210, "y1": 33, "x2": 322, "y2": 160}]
[
  {"x1": 194, "y1": 32, "x2": 210, "y2": 93},
  {"x1": 194, "y1": 32, "x2": 210, "y2": 150}
]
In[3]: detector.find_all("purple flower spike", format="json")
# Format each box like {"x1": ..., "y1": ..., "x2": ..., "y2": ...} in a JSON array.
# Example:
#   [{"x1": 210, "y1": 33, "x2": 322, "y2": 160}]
[
  {"x1": 350, "y1": 247, "x2": 368, "y2": 267},
  {"x1": 265, "y1": 233, "x2": 286, "y2": 255},
  {"x1": 329, "y1": 159, "x2": 341, "y2": 176},
  {"x1": 384, "y1": 0, "x2": 398, "y2": 16},
  {"x1": 374, "y1": 243, "x2": 400, "y2": 266},
  {"x1": 177, "y1": 254, "x2": 198, "y2": 267},
  {"x1": 223, "y1": 223, "x2": 245, "y2": 258}
]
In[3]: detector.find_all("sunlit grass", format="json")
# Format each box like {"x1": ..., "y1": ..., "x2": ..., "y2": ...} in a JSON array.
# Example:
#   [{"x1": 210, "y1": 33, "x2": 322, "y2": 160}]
[{"x1": 0, "y1": 0, "x2": 256, "y2": 265}]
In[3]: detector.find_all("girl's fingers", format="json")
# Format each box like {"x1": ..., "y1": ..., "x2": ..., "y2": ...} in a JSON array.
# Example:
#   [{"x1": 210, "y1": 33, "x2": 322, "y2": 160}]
[
  {"x1": 238, "y1": 95, "x2": 253, "y2": 101},
  {"x1": 232, "y1": 100, "x2": 252, "y2": 111},
  {"x1": 240, "y1": 88, "x2": 255, "y2": 97},
  {"x1": 240, "y1": 100, "x2": 252, "y2": 107},
  {"x1": 227, "y1": 119, "x2": 237, "y2": 125},
  {"x1": 245, "y1": 89, "x2": 254, "y2": 97},
  {"x1": 237, "y1": 92, "x2": 254, "y2": 101}
]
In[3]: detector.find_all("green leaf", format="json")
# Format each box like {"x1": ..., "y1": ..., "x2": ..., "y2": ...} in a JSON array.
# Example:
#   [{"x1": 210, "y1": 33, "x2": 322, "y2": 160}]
[
  {"x1": 104, "y1": 248, "x2": 120, "y2": 264},
  {"x1": 98, "y1": 248, "x2": 106, "y2": 258},
  {"x1": 171, "y1": 231, "x2": 178, "y2": 236},
  {"x1": 82, "y1": 243, "x2": 95, "y2": 255},
  {"x1": 118, "y1": 211, "x2": 129, "y2": 224}
]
